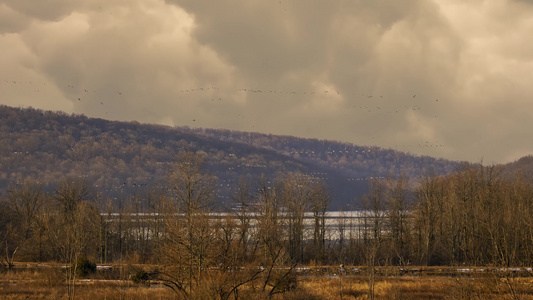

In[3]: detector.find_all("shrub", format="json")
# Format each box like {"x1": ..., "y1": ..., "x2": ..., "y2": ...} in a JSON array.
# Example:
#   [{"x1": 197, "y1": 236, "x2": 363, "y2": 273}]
[
  {"x1": 130, "y1": 268, "x2": 150, "y2": 285},
  {"x1": 271, "y1": 271, "x2": 298, "y2": 294},
  {"x1": 75, "y1": 255, "x2": 96, "y2": 277}
]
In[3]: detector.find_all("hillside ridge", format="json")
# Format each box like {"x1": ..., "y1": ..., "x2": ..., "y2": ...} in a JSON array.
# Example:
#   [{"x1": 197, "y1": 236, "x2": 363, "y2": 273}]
[{"x1": 0, "y1": 105, "x2": 462, "y2": 209}]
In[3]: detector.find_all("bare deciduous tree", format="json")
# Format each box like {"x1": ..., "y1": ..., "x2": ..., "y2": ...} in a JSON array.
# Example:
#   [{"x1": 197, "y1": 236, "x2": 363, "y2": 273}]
[
  {"x1": 362, "y1": 178, "x2": 387, "y2": 300},
  {"x1": 159, "y1": 151, "x2": 217, "y2": 298},
  {"x1": 385, "y1": 174, "x2": 411, "y2": 265},
  {"x1": 283, "y1": 172, "x2": 313, "y2": 263},
  {"x1": 310, "y1": 180, "x2": 330, "y2": 264},
  {"x1": 7, "y1": 181, "x2": 44, "y2": 240},
  {"x1": 49, "y1": 178, "x2": 99, "y2": 299},
  {"x1": 232, "y1": 176, "x2": 253, "y2": 262},
  {"x1": 254, "y1": 175, "x2": 297, "y2": 296}
]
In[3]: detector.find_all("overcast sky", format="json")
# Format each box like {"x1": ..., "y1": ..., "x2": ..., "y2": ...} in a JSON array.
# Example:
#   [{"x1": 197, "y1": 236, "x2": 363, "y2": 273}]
[{"x1": 1, "y1": 0, "x2": 532, "y2": 164}]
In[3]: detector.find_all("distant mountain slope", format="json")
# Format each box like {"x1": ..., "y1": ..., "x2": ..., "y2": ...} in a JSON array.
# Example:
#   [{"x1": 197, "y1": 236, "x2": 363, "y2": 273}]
[
  {"x1": 0, "y1": 105, "x2": 462, "y2": 209},
  {"x1": 186, "y1": 127, "x2": 460, "y2": 180},
  {"x1": 500, "y1": 155, "x2": 533, "y2": 180}
]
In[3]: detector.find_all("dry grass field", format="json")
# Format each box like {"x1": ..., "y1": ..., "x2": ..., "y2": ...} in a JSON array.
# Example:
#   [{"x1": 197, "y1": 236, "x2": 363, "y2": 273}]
[
  {"x1": 298, "y1": 275, "x2": 533, "y2": 299},
  {"x1": 2, "y1": 264, "x2": 533, "y2": 299}
]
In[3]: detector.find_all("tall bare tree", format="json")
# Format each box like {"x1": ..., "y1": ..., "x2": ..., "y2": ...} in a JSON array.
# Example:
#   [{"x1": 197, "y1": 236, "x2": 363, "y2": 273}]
[
  {"x1": 282, "y1": 172, "x2": 314, "y2": 262},
  {"x1": 232, "y1": 176, "x2": 253, "y2": 262},
  {"x1": 50, "y1": 178, "x2": 99, "y2": 299},
  {"x1": 414, "y1": 174, "x2": 448, "y2": 265},
  {"x1": 7, "y1": 181, "x2": 44, "y2": 240},
  {"x1": 310, "y1": 180, "x2": 330, "y2": 264},
  {"x1": 5, "y1": 180, "x2": 46, "y2": 261},
  {"x1": 385, "y1": 174, "x2": 411, "y2": 265},
  {"x1": 159, "y1": 151, "x2": 217, "y2": 298},
  {"x1": 254, "y1": 175, "x2": 297, "y2": 296},
  {"x1": 362, "y1": 178, "x2": 387, "y2": 300}
]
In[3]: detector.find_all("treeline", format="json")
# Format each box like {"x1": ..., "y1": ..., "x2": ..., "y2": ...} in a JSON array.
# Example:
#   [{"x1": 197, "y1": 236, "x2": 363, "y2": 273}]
[
  {"x1": 412, "y1": 165, "x2": 533, "y2": 266},
  {"x1": 0, "y1": 151, "x2": 332, "y2": 298},
  {"x1": 2, "y1": 151, "x2": 533, "y2": 297}
]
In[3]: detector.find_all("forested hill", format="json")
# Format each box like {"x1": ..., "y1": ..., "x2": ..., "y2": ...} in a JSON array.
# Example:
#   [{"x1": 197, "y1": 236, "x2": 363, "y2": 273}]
[
  {"x1": 186, "y1": 127, "x2": 461, "y2": 181},
  {"x1": 0, "y1": 105, "x2": 462, "y2": 209},
  {"x1": 499, "y1": 155, "x2": 533, "y2": 181}
]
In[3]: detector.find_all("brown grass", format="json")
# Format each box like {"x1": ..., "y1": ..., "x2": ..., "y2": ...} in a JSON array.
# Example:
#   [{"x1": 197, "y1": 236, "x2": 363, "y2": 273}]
[
  {"x1": 294, "y1": 274, "x2": 533, "y2": 300},
  {"x1": 3, "y1": 264, "x2": 533, "y2": 299},
  {"x1": 0, "y1": 268, "x2": 175, "y2": 300}
]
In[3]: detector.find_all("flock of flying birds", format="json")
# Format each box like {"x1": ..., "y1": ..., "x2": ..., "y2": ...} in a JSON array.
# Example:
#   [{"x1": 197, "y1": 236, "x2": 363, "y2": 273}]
[
  {"x1": 174, "y1": 85, "x2": 443, "y2": 134},
  {"x1": 2, "y1": 79, "x2": 446, "y2": 150}
]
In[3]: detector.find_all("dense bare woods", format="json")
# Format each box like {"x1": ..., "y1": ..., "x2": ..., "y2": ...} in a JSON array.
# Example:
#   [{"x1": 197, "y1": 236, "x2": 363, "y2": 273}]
[
  {"x1": 411, "y1": 165, "x2": 533, "y2": 267},
  {"x1": 2, "y1": 151, "x2": 533, "y2": 298}
]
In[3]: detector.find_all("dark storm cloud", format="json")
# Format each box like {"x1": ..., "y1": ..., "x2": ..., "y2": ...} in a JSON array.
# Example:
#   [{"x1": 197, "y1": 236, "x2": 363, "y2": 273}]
[{"x1": 2, "y1": 0, "x2": 80, "y2": 22}]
